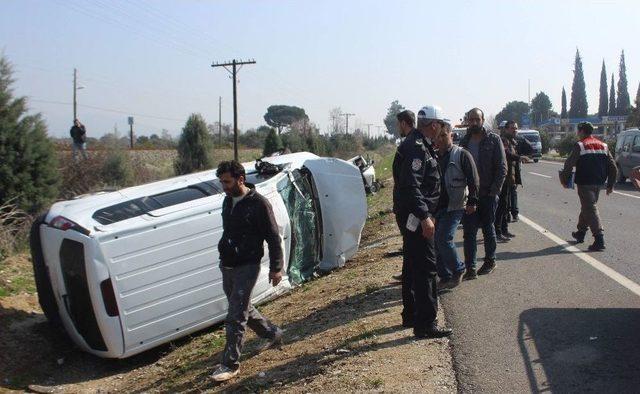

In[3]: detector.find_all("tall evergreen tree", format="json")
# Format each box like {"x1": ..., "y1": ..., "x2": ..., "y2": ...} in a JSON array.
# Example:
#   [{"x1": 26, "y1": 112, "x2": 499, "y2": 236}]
[
  {"x1": 598, "y1": 60, "x2": 608, "y2": 117},
  {"x1": 0, "y1": 55, "x2": 59, "y2": 213},
  {"x1": 627, "y1": 83, "x2": 640, "y2": 127},
  {"x1": 569, "y1": 49, "x2": 588, "y2": 118},
  {"x1": 174, "y1": 113, "x2": 214, "y2": 175},
  {"x1": 561, "y1": 87, "x2": 567, "y2": 118},
  {"x1": 609, "y1": 74, "x2": 616, "y2": 116},
  {"x1": 616, "y1": 50, "x2": 631, "y2": 115},
  {"x1": 263, "y1": 127, "x2": 283, "y2": 156}
]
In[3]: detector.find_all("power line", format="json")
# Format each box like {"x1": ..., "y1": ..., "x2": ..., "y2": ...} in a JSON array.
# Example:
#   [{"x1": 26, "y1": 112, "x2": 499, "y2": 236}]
[
  {"x1": 211, "y1": 59, "x2": 256, "y2": 161},
  {"x1": 29, "y1": 98, "x2": 185, "y2": 122}
]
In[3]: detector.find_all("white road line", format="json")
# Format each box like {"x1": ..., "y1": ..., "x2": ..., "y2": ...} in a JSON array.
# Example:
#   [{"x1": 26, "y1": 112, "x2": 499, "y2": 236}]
[
  {"x1": 519, "y1": 214, "x2": 640, "y2": 297},
  {"x1": 539, "y1": 160, "x2": 562, "y2": 165},
  {"x1": 528, "y1": 172, "x2": 552, "y2": 178},
  {"x1": 613, "y1": 191, "x2": 640, "y2": 199}
]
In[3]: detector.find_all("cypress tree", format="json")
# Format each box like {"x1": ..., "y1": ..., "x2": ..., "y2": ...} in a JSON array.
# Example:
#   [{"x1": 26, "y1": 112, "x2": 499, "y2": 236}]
[
  {"x1": 609, "y1": 74, "x2": 616, "y2": 116},
  {"x1": 263, "y1": 127, "x2": 283, "y2": 156},
  {"x1": 569, "y1": 49, "x2": 588, "y2": 118},
  {"x1": 598, "y1": 60, "x2": 608, "y2": 117},
  {"x1": 561, "y1": 87, "x2": 567, "y2": 118},
  {"x1": 616, "y1": 50, "x2": 631, "y2": 115},
  {"x1": 627, "y1": 83, "x2": 640, "y2": 128},
  {"x1": 0, "y1": 55, "x2": 59, "y2": 213},
  {"x1": 174, "y1": 113, "x2": 214, "y2": 175}
]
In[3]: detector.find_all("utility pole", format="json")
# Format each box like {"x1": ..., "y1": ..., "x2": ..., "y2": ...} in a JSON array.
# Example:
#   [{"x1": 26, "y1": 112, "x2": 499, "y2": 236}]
[
  {"x1": 211, "y1": 59, "x2": 256, "y2": 161},
  {"x1": 340, "y1": 112, "x2": 355, "y2": 134},
  {"x1": 73, "y1": 68, "x2": 77, "y2": 120},
  {"x1": 218, "y1": 96, "x2": 222, "y2": 145},
  {"x1": 365, "y1": 123, "x2": 373, "y2": 138}
]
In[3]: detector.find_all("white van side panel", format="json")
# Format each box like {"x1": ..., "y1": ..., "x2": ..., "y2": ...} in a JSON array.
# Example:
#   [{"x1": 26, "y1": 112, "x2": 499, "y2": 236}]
[{"x1": 98, "y1": 187, "x2": 291, "y2": 355}]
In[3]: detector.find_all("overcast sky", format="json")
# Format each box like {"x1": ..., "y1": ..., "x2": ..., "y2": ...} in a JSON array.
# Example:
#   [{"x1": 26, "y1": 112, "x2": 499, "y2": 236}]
[{"x1": 1, "y1": 0, "x2": 638, "y2": 138}]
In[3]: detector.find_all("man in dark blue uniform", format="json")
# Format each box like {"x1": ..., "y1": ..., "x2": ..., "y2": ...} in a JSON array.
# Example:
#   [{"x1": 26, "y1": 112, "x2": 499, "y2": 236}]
[{"x1": 393, "y1": 106, "x2": 452, "y2": 339}]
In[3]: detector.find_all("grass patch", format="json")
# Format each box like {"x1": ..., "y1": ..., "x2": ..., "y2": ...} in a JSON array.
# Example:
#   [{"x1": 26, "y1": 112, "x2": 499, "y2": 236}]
[
  {"x1": 0, "y1": 253, "x2": 35, "y2": 297},
  {"x1": 368, "y1": 377, "x2": 384, "y2": 388}
]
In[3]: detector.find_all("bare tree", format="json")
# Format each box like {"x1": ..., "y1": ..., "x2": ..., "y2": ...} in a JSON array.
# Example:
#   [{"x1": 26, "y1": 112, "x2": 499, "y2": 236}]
[{"x1": 328, "y1": 107, "x2": 344, "y2": 134}]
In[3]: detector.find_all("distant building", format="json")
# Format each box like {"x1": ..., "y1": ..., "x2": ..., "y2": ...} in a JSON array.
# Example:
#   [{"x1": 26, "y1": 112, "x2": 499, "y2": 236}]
[{"x1": 533, "y1": 116, "x2": 627, "y2": 138}]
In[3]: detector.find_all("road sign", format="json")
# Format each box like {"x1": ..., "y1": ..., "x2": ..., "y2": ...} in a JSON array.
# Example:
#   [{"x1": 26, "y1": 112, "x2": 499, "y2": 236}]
[{"x1": 128, "y1": 116, "x2": 134, "y2": 126}]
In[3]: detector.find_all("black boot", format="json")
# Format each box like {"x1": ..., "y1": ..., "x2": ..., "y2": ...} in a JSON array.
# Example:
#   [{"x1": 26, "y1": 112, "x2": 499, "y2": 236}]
[
  {"x1": 478, "y1": 258, "x2": 496, "y2": 275},
  {"x1": 588, "y1": 234, "x2": 605, "y2": 251},
  {"x1": 572, "y1": 230, "x2": 586, "y2": 243}
]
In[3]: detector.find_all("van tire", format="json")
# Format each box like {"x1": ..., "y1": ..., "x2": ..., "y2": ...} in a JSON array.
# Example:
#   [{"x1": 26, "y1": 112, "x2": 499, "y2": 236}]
[
  {"x1": 533, "y1": 159, "x2": 539, "y2": 163},
  {"x1": 29, "y1": 214, "x2": 63, "y2": 330}
]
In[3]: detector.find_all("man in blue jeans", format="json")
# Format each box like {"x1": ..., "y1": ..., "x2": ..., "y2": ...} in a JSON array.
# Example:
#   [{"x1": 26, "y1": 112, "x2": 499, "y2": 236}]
[
  {"x1": 435, "y1": 123, "x2": 479, "y2": 289},
  {"x1": 459, "y1": 108, "x2": 507, "y2": 278}
]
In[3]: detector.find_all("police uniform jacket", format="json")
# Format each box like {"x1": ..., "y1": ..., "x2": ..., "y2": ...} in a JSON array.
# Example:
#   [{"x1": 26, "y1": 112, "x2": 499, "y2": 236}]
[{"x1": 392, "y1": 129, "x2": 441, "y2": 225}]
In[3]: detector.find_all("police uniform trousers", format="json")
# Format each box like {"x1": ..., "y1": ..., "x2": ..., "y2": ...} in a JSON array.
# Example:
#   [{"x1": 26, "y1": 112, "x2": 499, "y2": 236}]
[{"x1": 401, "y1": 228, "x2": 438, "y2": 329}]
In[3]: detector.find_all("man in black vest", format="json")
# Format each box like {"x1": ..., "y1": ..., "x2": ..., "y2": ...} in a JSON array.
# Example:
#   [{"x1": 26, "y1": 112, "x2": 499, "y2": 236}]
[
  {"x1": 211, "y1": 160, "x2": 284, "y2": 382},
  {"x1": 559, "y1": 122, "x2": 617, "y2": 251}
]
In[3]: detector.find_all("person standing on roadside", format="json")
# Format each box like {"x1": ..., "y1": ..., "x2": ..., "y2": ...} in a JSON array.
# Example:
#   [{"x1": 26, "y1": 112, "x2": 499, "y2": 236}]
[
  {"x1": 559, "y1": 122, "x2": 617, "y2": 251},
  {"x1": 211, "y1": 160, "x2": 284, "y2": 382},
  {"x1": 495, "y1": 121, "x2": 526, "y2": 241},
  {"x1": 434, "y1": 122, "x2": 479, "y2": 290},
  {"x1": 391, "y1": 110, "x2": 417, "y2": 283},
  {"x1": 70, "y1": 119, "x2": 88, "y2": 161},
  {"x1": 393, "y1": 105, "x2": 452, "y2": 339},
  {"x1": 460, "y1": 108, "x2": 507, "y2": 278}
]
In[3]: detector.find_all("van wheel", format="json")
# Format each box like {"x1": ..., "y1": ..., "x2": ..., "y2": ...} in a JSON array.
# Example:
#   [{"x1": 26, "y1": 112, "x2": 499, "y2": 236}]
[
  {"x1": 533, "y1": 159, "x2": 539, "y2": 163},
  {"x1": 370, "y1": 181, "x2": 380, "y2": 193},
  {"x1": 30, "y1": 215, "x2": 63, "y2": 330}
]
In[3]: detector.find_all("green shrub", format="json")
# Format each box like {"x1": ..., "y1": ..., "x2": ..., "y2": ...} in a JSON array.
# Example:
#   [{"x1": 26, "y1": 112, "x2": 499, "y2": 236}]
[
  {"x1": 263, "y1": 128, "x2": 283, "y2": 156},
  {"x1": 174, "y1": 114, "x2": 214, "y2": 175},
  {"x1": 101, "y1": 149, "x2": 133, "y2": 186},
  {"x1": 557, "y1": 133, "x2": 578, "y2": 157}
]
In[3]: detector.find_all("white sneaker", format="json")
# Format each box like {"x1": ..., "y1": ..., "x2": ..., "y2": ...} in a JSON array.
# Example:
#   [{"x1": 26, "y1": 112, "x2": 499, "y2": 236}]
[{"x1": 211, "y1": 365, "x2": 239, "y2": 382}]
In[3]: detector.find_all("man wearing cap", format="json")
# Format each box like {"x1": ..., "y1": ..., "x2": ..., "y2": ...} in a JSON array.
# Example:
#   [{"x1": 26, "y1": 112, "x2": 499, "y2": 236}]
[
  {"x1": 392, "y1": 105, "x2": 452, "y2": 339},
  {"x1": 559, "y1": 122, "x2": 617, "y2": 251},
  {"x1": 460, "y1": 108, "x2": 507, "y2": 278}
]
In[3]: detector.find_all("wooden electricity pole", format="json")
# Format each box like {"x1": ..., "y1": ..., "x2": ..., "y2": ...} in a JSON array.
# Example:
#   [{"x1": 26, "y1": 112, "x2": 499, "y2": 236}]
[
  {"x1": 341, "y1": 112, "x2": 355, "y2": 134},
  {"x1": 211, "y1": 59, "x2": 256, "y2": 161}
]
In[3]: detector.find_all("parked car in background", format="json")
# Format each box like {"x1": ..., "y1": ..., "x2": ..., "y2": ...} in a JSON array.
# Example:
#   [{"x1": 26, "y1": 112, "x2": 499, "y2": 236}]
[
  {"x1": 349, "y1": 155, "x2": 380, "y2": 193},
  {"x1": 614, "y1": 128, "x2": 640, "y2": 183},
  {"x1": 30, "y1": 152, "x2": 367, "y2": 358},
  {"x1": 517, "y1": 129, "x2": 542, "y2": 162}
]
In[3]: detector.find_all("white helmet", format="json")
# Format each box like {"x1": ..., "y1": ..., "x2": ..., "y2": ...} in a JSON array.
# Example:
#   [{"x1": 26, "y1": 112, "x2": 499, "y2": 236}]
[{"x1": 418, "y1": 105, "x2": 451, "y2": 125}]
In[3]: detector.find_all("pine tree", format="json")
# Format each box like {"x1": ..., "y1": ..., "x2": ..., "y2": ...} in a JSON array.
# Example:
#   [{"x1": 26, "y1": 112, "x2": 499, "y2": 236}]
[
  {"x1": 627, "y1": 83, "x2": 640, "y2": 128},
  {"x1": 569, "y1": 49, "x2": 588, "y2": 118},
  {"x1": 174, "y1": 113, "x2": 214, "y2": 175},
  {"x1": 263, "y1": 127, "x2": 283, "y2": 156},
  {"x1": 609, "y1": 74, "x2": 616, "y2": 116},
  {"x1": 616, "y1": 50, "x2": 631, "y2": 115},
  {"x1": 598, "y1": 60, "x2": 608, "y2": 117},
  {"x1": 561, "y1": 87, "x2": 567, "y2": 118},
  {"x1": 0, "y1": 55, "x2": 59, "y2": 213}
]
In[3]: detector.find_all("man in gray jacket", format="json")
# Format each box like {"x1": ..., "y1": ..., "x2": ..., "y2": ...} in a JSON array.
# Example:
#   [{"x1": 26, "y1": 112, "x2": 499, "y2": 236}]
[
  {"x1": 459, "y1": 108, "x2": 507, "y2": 278},
  {"x1": 435, "y1": 123, "x2": 479, "y2": 289}
]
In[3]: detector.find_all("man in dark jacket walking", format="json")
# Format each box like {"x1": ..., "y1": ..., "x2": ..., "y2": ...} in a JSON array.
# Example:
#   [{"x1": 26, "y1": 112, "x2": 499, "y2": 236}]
[
  {"x1": 69, "y1": 119, "x2": 88, "y2": 161},
  {"x1": 495, "y1": 121, "x2": 525, "y2": 241},
  {"x1": 559, "y1": 122, "x2": 617, "y2": 251},
  {"x1": 211, "y1": 160, "x2": 284, "y2": 382},
  {"x1": 460, "y1": 108, "x2": 507, "y2": 278}
]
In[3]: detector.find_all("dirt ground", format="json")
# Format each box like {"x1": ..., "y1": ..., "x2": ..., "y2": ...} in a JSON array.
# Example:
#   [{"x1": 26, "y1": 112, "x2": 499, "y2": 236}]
[{"x1": 0, "y1": 176, "x2": 456, "y2": 393}]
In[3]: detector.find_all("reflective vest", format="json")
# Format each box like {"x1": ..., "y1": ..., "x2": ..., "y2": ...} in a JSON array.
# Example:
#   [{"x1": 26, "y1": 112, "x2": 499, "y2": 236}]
[{"x1": 575, "y1": 136, "x2": 609, "y2": 185}]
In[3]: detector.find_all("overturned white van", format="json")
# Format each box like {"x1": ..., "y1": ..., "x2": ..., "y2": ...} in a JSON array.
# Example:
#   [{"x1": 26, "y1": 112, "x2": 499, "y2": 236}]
[{"x1": 30, "y1": 152, "x2": 367, "y2": 358}]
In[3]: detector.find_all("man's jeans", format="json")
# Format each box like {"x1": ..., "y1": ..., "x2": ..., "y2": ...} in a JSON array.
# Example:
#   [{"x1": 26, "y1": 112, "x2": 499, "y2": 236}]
[
  {"x1": 510, "y1": 184, "x2": 519, "y2": 217},
  {"x1": 435, "y1": 209, "x2": 465, "y2": 280},
  {"x1": 221, "y1": 263, "x2": 279, "y2": 371},
  {"x1": 72, "y1": 142, "x2": 88, "y2": 161},
  {"x1": 463, "y1": 195, "x2": 498, "y2": 269}
]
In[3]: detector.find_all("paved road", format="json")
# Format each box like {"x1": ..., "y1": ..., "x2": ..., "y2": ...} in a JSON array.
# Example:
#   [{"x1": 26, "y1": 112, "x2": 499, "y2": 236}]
[{"x1": 442, "y1": 160, "x2": 640, "y2": 393}]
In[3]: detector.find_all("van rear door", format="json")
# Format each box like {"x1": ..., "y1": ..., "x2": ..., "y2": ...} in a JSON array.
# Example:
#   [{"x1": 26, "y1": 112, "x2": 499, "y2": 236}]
[{"x1": 303, "y1": 158, "x2": 367, "y2": 271}]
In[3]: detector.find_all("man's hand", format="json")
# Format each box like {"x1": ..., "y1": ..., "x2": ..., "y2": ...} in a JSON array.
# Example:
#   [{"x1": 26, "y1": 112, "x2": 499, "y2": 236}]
[
  {"x1": 465, "y1": 205, "x2": 477, "y2": 215},
  {"x1": 520, "y1": 156, "x2": 531, "y2": 163},
  {"x1": 421, "y1": 217, "x2": 435, "y2": 240},
  {"x1": 606, "y1": 186, "x2": 613, "y2": 196},
  {"x1": 269, "y1": 271, "x2": 282, "y2": 287}
]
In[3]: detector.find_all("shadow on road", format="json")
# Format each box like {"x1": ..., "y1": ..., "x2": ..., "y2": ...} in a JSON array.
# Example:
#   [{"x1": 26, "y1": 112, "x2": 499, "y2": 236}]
[
  {"x1": 496, "y1": 245, "x2": 573, "y2": 261},
  {"x1": 518, "y1": 308, "x2": 640, "y2": 393}
]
